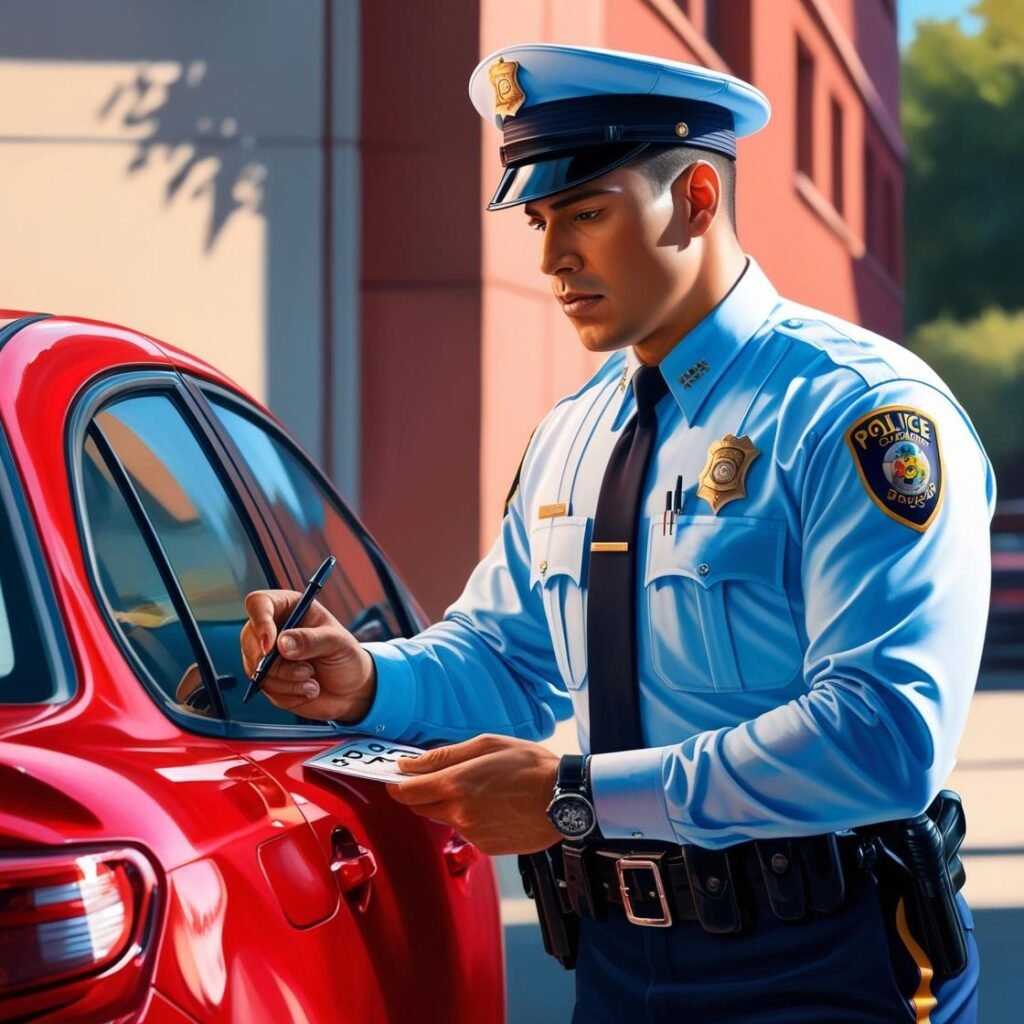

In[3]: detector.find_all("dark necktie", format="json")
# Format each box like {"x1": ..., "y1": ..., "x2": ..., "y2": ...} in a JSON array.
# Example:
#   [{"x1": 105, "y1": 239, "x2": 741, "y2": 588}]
[{"x1": 586, "y1": 364, "x2": 669, "y2": 754}]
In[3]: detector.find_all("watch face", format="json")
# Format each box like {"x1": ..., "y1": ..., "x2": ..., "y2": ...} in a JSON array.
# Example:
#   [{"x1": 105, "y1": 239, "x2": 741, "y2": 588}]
[{"x1": 549, "y1": 794, "x2": 595, "y2": 839}]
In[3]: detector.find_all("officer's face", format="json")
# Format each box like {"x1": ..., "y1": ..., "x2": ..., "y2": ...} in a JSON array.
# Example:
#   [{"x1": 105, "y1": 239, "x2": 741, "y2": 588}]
[{"x1": 524, "y1": 164, "x2": 713, "y2": 358}]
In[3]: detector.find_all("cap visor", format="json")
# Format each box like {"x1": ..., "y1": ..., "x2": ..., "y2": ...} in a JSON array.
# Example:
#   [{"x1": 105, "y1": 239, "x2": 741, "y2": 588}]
[{"x1": 487, "y1": 142, "x2": 649, "y2": 211}]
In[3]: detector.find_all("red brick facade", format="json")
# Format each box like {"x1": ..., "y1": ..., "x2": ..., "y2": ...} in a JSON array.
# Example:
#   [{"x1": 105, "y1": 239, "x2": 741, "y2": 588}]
[{"x1": 360, "y1": 0, "x2": 903, "y2": 618}]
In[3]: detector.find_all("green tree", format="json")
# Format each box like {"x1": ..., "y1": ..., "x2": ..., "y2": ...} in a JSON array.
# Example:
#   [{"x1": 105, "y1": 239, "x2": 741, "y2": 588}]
[
  {"x1": 902, "y1": 0, "x2": 1024, "y2": 331},
  {"x1": 906, "y1": 308, "x2": 1024, "y2": 495}
]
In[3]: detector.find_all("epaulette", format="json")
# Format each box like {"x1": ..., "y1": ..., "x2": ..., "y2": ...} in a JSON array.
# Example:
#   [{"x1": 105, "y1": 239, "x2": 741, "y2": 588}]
[{"x1": 772, "y1": 316, "x2": 896, "y2": 389}]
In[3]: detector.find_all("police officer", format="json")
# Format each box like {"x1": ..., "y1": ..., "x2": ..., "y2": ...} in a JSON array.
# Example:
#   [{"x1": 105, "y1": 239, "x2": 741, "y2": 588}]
[{"x1": 242, "y1": 45, "x2": 989, "y2": 1022}]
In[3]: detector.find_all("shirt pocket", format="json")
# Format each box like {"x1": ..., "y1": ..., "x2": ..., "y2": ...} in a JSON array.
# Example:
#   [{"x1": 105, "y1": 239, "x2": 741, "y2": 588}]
[
  {"x1": 644, "y1": 515, "x2": 804, "y2": 693},
  {"x1": 529, "y1": 515, "x2": 589, "y2": 690}
]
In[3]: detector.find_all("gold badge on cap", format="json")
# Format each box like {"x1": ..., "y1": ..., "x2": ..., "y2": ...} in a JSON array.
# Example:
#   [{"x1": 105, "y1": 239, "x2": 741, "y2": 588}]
[
  {"x1": 697, "y1": 434, "x2": 760, "y2": 514},
  {"x1": 489, "y1": 57, "x2": 527, "y2": 117}
]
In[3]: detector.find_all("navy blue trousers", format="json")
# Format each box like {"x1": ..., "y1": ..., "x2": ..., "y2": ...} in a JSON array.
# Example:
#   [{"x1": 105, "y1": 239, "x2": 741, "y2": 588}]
[{"x1": 572, "y1": 870, "x2": 978, "y2": 1023}]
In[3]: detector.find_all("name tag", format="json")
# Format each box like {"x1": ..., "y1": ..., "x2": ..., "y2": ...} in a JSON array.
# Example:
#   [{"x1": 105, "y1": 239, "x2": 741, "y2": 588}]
[{"x1": 538, "y1": 502, "x2": 568, "y2": 520}]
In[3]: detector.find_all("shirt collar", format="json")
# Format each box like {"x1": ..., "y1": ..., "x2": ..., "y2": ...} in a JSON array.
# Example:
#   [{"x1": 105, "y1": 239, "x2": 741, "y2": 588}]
[{"x1": 614, "y1": 256, "x2": 780, "y2": 426}]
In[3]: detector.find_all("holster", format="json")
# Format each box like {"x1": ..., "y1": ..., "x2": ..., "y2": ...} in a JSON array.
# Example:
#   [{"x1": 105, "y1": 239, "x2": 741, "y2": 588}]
[
  {"x1": 518, "y1": 846, "x2": 580, "y2": 971},
  {"x1": 889, "y1": 790, "x2": 970, "y2": 978},
  {"x1": 867, "y1": 789, "x2": 969, "y2": 978}
]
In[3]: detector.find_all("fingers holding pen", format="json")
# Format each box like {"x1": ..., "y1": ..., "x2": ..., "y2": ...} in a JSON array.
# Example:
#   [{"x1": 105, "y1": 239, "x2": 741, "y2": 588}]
[{"x1": 244, "y1": 589, "x2": 301, "y2": 653}]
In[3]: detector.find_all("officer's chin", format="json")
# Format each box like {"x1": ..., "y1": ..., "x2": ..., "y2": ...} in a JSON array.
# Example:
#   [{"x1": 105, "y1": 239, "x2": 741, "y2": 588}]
[{"x1": 571, "y1": 319, "x2": 633, "y2": 355}]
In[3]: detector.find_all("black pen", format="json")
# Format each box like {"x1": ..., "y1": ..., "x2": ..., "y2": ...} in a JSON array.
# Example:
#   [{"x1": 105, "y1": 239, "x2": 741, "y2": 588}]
[
  {"x1": 243, "y1": 555, "x2": 337, "y2": 704},
  {"x1": 673, "y1": 474, "x2": 684, "y2": 516},
  {"x1": 663, "y1": 489, "x2": 673, "y2": 536}
]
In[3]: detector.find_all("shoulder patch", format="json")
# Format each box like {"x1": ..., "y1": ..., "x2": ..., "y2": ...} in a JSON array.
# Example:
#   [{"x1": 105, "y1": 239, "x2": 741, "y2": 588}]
[{"x1": 844, "y1": 406, "x2": 943, "y2": 532}]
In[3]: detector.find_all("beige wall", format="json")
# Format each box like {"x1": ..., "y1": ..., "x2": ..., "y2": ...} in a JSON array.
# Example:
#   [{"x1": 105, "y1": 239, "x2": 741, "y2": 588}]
[{"x1": 0, "y1": 0, "x2": 362, "y2": 502}]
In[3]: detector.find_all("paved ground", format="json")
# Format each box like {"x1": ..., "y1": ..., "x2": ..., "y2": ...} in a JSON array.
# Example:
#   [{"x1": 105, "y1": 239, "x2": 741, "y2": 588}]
[{"x1": 499, "y1": 662, "x2": 1024, "y2": 1022}]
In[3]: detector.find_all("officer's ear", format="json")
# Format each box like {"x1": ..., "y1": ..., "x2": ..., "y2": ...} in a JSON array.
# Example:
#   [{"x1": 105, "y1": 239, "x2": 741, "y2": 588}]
[{"x1": 670, "y1": 160, "x2": 721, "y2": 240}]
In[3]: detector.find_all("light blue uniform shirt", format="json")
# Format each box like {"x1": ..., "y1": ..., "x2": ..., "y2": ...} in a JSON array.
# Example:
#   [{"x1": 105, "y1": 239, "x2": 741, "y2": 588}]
[{"x1": 346, "y1": 257, "x2": 996, "y2": 849}]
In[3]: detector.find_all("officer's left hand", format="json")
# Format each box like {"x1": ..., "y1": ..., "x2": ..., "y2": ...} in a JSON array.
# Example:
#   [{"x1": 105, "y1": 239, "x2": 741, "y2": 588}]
[{"x1": 385, "y1": 734, "x2": 561, "y2": 855}]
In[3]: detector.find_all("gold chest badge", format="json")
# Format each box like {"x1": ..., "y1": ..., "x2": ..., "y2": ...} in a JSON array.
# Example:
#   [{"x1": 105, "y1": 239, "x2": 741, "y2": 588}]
[
  {"x1": 488, "y1": 57, "x2": 527, "y2": 118},
  {"x1": 697, "y1": 434, "x2": 760, "y2": 514}
]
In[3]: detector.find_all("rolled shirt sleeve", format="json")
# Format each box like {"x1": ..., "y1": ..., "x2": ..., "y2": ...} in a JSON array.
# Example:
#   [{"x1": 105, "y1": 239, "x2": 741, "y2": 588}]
[{"x1": 592, "y1": 377, "x2": 996, "y2": 847}]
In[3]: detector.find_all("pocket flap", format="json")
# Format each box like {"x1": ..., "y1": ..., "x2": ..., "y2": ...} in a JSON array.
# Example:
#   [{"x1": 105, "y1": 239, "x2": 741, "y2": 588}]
[
  {"x1": 645, "y1": 516, "x2": 784, "y2": 589},
  {"x1": 529, "y1": 515, "x2": 589, "y2": 588}
]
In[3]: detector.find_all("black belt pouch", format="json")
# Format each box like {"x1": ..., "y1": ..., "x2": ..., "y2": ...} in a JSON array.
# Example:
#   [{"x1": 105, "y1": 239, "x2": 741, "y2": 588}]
[
  {"x1": 518, "y1": 848, "x2": 580, "y2": 971},
  {"x1": 681, "y1": 844, "x2": 744, "y2": 934}
]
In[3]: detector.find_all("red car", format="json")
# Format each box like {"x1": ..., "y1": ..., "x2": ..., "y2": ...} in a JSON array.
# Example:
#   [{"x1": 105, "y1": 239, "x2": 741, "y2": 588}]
[{"x1": 0, "y1": 312, "x2": 504, "y2": 1023}]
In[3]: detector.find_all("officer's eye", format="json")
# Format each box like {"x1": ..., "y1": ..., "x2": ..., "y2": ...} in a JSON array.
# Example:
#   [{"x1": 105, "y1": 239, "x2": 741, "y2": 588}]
[
  {"x1": 528, "y1": 220, "x2": 545, "y2": 232},
  {"x1": 574, "y1": 209, "x2": 600, "y2": 222}
]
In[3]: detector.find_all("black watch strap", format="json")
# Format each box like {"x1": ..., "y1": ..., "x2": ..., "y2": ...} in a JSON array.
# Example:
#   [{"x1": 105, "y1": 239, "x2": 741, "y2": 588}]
[{"x1": 557, "y1": 754, "x2": 589, "y2": 793}]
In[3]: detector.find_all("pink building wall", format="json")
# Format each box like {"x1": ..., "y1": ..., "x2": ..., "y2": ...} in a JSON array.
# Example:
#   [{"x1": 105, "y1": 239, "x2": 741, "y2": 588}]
[{"x1": 361, "y1": 0, "x2": 904, "y2": 620}]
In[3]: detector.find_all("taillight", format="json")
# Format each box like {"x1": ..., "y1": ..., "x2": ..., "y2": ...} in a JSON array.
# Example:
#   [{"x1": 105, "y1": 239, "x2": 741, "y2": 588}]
[{"x1": 0, "y1": 846, "x2": 159, "y2": 1022}]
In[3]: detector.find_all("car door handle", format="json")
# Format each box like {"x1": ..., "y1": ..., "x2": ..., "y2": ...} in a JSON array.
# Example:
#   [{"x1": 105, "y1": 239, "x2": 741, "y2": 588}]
[
  {"x1": 444, "y1": 833, "x2": 478, "y2": 875},
  {"x1": 330, "y1": 827, "x2": 377, "y2": 910}
]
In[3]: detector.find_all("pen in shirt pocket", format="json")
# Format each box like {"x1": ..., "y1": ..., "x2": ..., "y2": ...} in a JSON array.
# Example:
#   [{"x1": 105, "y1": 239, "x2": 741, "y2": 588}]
[{"x1": 662, "y1": 475, "x2": 686, "y2": 536}]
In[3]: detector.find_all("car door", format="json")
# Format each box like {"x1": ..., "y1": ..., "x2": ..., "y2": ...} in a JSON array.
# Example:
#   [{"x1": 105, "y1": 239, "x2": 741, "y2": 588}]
[
  {"x1": 183, "y1": 379, "x2": 505, "y2": 1024},
  {"x1": 71, "y1": 372, "x2": 387, "y2": 1023}
]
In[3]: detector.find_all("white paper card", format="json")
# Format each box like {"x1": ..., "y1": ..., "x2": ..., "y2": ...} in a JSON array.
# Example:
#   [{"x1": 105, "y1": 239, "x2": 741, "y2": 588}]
[{"x1": 304, "y1": 735, "x2": 426, "y2": 784}]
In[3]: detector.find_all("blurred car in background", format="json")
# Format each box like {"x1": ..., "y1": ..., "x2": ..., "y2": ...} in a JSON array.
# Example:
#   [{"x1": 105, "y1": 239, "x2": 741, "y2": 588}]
[
  {"x1": 0, "y1": 311, "x2": 503, "y2": 1024},
  {"x1": 985, "y1": 499, "x2": 1024, "y2": 664}
]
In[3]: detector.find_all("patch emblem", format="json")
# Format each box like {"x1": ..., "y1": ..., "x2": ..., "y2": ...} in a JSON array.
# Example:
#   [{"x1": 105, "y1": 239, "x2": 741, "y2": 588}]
[
  {"x1": 697, "y1": 434, "x2": 760, "y2": 514},
  {"x1": 488, "y1": 57, "x2": 526, "y2": 118},
  {"x1": 845, "y1": 406, "x2": 943, "y2": 532}
]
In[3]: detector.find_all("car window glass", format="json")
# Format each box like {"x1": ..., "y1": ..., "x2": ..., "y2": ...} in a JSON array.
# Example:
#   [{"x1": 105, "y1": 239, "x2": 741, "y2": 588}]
[
  {"x1": 86, "y1": 393, "x2": 330, "y2": 729},
  {"x1": 81, "y1": 433, "x2": 212, "y2": 717},
  {"x1": 0, "y1": 495, "x2": 53, "y2": 702},
  {"x1": 0, "y1": 585, "x2": 11, "y2": 677},
  {"x1": 209, "y1": 399, "x2": 403, "y2": 642}
]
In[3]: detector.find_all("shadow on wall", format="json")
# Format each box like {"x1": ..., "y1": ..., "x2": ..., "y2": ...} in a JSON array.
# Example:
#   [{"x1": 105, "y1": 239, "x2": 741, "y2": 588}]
[
  {"x1": 96, "y1": 60, "x2": 265, "y2": 251},
  {"x1": 0, "y1": 1, "x2": 360, "y2": 495}
]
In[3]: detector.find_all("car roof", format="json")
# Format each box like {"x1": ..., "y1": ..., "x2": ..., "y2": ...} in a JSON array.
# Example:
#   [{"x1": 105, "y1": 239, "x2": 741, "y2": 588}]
[{"x1": 0, "y1": 309, "x2": 256, "y2": 405}]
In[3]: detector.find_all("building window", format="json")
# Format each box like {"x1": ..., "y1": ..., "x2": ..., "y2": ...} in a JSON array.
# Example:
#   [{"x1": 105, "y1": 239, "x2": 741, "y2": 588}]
[
  {"x1": 796, "y1": 39, "x2": 815, "y2": 179},
  {"x1": 864, "y1": 143, "x2": 877, "y2": 256},
  {"x1": 830, "y1": 96, "x2": 845, "y2": 215},
  {"x1": 706, "y1": 0, "x2": 752, "y2": 81}
]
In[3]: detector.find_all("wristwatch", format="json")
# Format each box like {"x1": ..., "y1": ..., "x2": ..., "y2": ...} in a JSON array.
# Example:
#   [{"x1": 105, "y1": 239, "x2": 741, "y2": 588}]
[{"x1": 546, "y1": 754, "x2": 597, "y2": 840}]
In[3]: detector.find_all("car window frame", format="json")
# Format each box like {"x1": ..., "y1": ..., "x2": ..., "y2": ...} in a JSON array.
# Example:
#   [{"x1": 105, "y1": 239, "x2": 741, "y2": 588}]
[
  {"x1": 185, "y1": 377, "x2": 422, "y2": 639},
  {"x1": 0, "y1": 425, "x2": 75, "y2": 706},
  {"x1": 68, "y1": 370, "x2": 344, "y2": 740}
]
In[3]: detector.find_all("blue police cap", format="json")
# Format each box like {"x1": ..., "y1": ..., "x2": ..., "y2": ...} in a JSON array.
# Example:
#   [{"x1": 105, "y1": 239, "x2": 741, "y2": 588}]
[{"x1": 468, "y1": 43, "x2": 771, "y2": 211}]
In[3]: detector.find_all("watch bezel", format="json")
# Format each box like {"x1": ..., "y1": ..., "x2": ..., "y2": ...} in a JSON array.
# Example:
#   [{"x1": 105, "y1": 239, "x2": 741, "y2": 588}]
[{"x1": 546, "y1": 791, "x2": 597, "y2": 839}]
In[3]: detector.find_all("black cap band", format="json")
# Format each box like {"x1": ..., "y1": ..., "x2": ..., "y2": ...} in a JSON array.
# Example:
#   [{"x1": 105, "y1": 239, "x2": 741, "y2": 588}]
[{"x1": 499, "y1": 93, "x2": 736, "y2": 167}]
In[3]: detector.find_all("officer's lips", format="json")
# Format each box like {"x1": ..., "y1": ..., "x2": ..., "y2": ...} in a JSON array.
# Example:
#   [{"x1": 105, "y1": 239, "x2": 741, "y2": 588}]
[{"x1": 559, "y1": 291, "x2": 604, "y2": 316}]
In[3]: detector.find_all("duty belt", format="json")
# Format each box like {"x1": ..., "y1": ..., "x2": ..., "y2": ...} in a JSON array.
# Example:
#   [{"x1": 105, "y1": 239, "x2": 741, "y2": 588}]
[
  {"x1": 519, "y1": 790, "x2": 970, "y2": 976},
  {"x1": 557, "y1": 832, "x2": 864, "y2": 932}
]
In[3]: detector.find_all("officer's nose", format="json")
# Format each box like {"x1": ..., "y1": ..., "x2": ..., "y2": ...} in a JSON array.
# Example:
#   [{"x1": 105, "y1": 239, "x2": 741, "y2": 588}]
[{"x1": 539, "y1": 222, "x2": 583, "y2": 278}]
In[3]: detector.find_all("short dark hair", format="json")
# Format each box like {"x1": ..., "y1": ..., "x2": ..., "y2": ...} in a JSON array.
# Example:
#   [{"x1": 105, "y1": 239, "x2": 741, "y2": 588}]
[{"x1": 626, "y1": 144, "x2": 737, "y2": 229}]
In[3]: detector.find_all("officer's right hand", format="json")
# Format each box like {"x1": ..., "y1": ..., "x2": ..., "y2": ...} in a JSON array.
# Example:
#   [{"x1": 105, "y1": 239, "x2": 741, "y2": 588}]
[{"x1": 241, "y1": 590, "x2": 377, "y2": 723}]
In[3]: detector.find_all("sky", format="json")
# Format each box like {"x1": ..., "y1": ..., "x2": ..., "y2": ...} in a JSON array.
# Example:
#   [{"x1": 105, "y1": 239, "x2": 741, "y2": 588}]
[{"x1": 898, "y1": 0, "x2": 983, "y2": 49}]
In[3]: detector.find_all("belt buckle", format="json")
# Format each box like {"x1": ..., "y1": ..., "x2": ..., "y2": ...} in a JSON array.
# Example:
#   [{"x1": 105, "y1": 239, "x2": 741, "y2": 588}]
[{"x1": 615, "y1": 857, "x2": 673, "y2": 927}]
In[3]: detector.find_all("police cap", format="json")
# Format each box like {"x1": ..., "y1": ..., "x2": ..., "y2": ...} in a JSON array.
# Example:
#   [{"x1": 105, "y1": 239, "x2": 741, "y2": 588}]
[{"x1": 468, "y1": 43, "x2": 771, "y2": 211}]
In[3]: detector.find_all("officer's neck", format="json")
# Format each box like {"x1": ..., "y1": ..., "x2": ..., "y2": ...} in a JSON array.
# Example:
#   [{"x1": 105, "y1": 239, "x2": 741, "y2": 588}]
[{"x1": 633, "y1": 242, "x2": 748, "y2": 366}]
